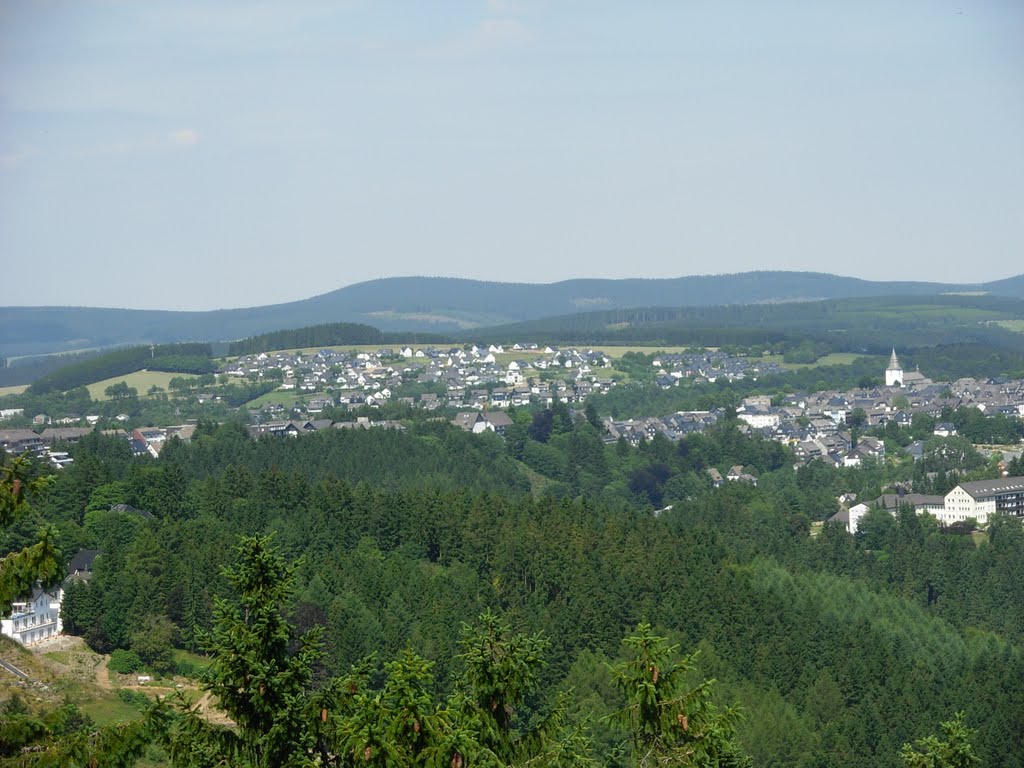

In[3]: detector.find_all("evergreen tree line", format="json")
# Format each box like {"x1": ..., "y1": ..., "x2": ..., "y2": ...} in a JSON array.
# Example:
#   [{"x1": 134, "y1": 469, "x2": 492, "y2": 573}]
[
  {"x1": 8, "y1": 424, "x2": 1023, "y2": 766},
  {"x1": 27, "y1": 344, "x2": 215, "y2": 395}
]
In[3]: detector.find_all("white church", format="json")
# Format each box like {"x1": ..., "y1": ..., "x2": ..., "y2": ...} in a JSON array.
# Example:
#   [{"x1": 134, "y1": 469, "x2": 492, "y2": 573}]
[{"x1": 885, "y1": 349, "x2": 931, "y2": 389}]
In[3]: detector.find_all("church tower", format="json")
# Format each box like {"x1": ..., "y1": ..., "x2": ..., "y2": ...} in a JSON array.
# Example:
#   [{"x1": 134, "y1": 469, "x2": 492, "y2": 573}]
[{"x1": 885, "y1": 349, "x2": 903, "y2": 387}]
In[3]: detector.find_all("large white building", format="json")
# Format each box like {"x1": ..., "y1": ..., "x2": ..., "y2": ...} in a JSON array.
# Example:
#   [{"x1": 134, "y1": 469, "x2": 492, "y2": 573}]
[
  {"x1": 1, "y1": 585, "x2": 63, "y2": 646},
  {"x1": 942, "y1": 477, "x2": 1024, "y2": 525},
  {"x1": 832, "y1": 478, "x2": 1024, "y2": 533}
]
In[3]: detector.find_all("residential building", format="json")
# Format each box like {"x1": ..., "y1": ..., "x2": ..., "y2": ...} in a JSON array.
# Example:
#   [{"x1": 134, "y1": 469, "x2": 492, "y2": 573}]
[
  {"x1": 1, "y1": 585, "x2": 62, "y2": 646},
  {"x1": 942, "y1": 477, "x2": 1024, "y2": 525}
]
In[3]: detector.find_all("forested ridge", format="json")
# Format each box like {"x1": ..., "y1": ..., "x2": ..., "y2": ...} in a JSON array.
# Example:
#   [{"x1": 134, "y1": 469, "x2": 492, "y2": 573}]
[
  {"x1": 2, "y1": 416, "x2": 1022, "y2": 766},
  {"x1": 477, "y1": 295, "x2": 1024, "y2": 358},
  {"x1": 6, "y1": 273, "x2": 1024, "y2": 359}
]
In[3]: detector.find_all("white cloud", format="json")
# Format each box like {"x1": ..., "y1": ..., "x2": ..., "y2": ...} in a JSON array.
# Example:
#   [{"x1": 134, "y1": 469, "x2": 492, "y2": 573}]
[
  {"x1": 427, "y1": 11, "x2": 530, "y2": 57},
  {"x1": 83, "y1": 128, "x2": 201, "y2": 156},
  {"x1": 0, "y1": 147, "x2": 36, "y2": 167},
  {"x1": 170, "y1": 128, "x2": 200, "y2": 147},
  {"x1": 465, "y1": 18, "x2": 528, "y2": 51},
  {"x1": 487, "y1": 0, "x2": 525, "y2": 14}
]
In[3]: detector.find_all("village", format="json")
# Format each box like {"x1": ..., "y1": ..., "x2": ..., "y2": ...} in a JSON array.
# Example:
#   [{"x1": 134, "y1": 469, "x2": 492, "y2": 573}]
[{"x1": 2, "y1": 345, "x2": 1024, "y2": 477}]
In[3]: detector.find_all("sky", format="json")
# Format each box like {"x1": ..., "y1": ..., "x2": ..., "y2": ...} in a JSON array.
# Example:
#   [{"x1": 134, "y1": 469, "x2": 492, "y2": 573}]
[{"x1": 1, "y1": 0, "x2": 1023, "y2": 311}]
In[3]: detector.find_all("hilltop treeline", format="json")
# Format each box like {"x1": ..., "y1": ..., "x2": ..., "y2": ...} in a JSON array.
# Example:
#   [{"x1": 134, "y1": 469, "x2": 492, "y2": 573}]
[
  {"x1": 27, "y1": 343, "x2": 215, "y2": 395},
  {"x1": 477, "y1": 295, "x2": 1024, "y2": 356},
  {"x1": 226, "y1": 321, "x2": 452, "y2": 356},
  {"x1": 227, "y1": 322, "x2": 385, "y2": 355},
  {"x1": 0, "y1": 349, "x2": 107, "y2": 388},
  {"x1": 20, "y1": 423, "x2": 1024, "y2": 766}
]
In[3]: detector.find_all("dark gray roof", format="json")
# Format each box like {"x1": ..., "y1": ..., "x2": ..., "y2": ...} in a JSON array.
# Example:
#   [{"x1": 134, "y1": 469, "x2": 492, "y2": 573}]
[
  {"x1": 828, "y1": 509, "x2": 851, "y2": 524},
  {"x1": 111, "y1": 503, "x2": 155, "y2": 519},
  {"x1": 875, "y1": 493, "x2": 945, "y2": 511},
  {"x1": 68, "y1": 549, "x2": 102, "y2": 574},
  {"x1": 957, "y1": 477, "x2": 1024, "y2": 499}
]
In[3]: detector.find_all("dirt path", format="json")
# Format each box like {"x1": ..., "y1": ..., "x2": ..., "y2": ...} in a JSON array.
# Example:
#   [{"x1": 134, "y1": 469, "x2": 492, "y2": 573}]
[
  {"x1": 95, "y1": 655, "x2": 111, "y2": 690},
  {"x1": 29, "y1": 634, "x2": 232, "y2": 724},
  {"x1": 195, "y1": 690, "x2": 234, "y2": 726}
]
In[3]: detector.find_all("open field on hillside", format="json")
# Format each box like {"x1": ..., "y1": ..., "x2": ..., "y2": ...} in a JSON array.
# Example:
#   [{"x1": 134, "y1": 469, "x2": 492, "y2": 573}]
[
  {"x1": 996, "y1": 320, "x2": 1024, "y2": 333},
  {"x1": 243, "y1": 389, "x2": 308, "y2": 409},
  {"x1": 87, "y1": 370, "x2": 198, "y2": 401},
  {"x1": 254, "y1": 343, "x2": 707, "y2": 360},
  {"x1": 0, "y1": 635, "x2": 215, "y2": 738},
  {"x1": 0, "y1": 384, "x2": 28, "y2": 396},
  {"x1": 748, "y1": 352, "x2": 868, "y2": 370},
  {"x1": 6, "y1": 347, "x2": 101, "y2": 364}
]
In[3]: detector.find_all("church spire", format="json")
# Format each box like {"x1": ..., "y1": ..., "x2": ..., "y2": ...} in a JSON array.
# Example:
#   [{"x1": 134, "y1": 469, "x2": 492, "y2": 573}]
[
  {"x1": 885, "y1": 349, "x2": 904, "y2": 387},
  {"x1": 887, "y1": 349, "x2": 901, "y2": 371}
]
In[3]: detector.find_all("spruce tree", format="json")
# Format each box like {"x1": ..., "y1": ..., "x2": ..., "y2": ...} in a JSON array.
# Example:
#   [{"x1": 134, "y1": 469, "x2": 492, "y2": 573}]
[
  {"x1": 164, "y1": 534, "x2": 323, "y2": 768},
  {"x1": 607, "y1": 624, "x2": 750, "y2": 767},
  {"x1": 900, "y1": 712, "x2": 980, "y2": 768},
  {"x1": 1, "y1": 453, "x2": 61, "y2": 615}
]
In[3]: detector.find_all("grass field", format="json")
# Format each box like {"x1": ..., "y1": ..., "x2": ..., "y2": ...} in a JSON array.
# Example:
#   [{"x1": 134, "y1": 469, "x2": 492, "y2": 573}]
[
  {"x1": 0, "y1": 384, "x2": 28, "y2": 397},
  {"x1": 78, "y1": 689, "x2": 150, "y2": 726},
  {"x1": 247, "y1": 343, "x2": 713, "y2": 362},
  {"x1": 995, "y1": 320, "x2": 1024, "y2": 334},
  {"x1": 87, "y1": 370, "x2": 198, "y2": 401},
  {"x1": 243, "y1": 389, "x2": 307, "y2": 409},
  {"x1": 748, "y1": 352, "x2": 870, "y2": 370}
]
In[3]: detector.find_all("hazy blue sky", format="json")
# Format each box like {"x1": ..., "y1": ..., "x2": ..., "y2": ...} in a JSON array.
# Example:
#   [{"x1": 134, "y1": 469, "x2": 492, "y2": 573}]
[{"x1": 2, "y1": 0, "x2": 1022, "y2": 310}]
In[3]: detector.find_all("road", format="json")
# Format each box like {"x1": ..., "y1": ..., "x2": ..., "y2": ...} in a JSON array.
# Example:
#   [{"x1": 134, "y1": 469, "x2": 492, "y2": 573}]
[{"x1": 0, "y1": 656, "x2": 28, "y2": 679}]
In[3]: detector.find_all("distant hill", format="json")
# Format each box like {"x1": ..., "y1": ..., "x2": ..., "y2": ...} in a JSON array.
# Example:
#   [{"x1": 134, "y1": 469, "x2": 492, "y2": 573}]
[
  {"x1": 3, "y1": 271, "x2": 1024, "y2": 358},
  {"x1": 471, "y1": 294, "x2": 1024, "y2": 357}
]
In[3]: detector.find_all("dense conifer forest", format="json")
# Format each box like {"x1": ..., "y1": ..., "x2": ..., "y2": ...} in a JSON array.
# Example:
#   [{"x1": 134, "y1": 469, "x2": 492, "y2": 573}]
[{"x1": 2, "y1": 414, "x2": 1023, "y2": 766}]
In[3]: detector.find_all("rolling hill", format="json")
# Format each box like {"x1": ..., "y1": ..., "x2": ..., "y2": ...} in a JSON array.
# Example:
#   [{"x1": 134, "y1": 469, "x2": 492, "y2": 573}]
[{"x1": 4, "y1": 271, "x2": 1024, "y2": 358}]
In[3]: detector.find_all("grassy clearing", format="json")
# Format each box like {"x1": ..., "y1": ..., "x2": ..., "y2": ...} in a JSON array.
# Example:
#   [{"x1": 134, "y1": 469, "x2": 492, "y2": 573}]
[
  {"x1": 991, "y1": 321, "x2": 1024, "y2": 333},
  {"x1": 748, "y1": 352, "x2": 869, "y2": 370},
  {"x1": 836, "y1": 303, "x2": 1003, "y2": 321},
  {"x1": 87, "y1": 370, "x2": 198, "y2": 401},
  {"x1": 587, "y1": 345, "x2": 709, "y2": 356},
  {"x1": 79, "y1": 691, "x2": 147, "y2": 726},
  {"x1": 514, "y1": 460, "x2": 557, "y2": 496},
  {"x1": 243, "y1": 389, "x2": 307, "y2": 409},
  {"x1": 0, "y1": 384, "x2": 28, "y2": 397},
  {"x1": 249, "y1": 343, "x2": 714, "y2": 362},
  {"x1": 171, "y1": 648, "x2": 211, "y2": 675}
]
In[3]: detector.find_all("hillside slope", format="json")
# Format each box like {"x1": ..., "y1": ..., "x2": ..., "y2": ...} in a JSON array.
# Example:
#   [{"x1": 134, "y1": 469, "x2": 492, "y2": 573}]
[{"x1": 3, "y1": 271, "x2": 1024, "y2": 357}]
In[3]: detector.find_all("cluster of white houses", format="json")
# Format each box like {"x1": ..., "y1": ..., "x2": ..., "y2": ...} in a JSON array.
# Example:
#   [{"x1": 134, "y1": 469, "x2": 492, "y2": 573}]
[{"x1": 834, "y1": 476, "x2": 1024, "y2": 534}]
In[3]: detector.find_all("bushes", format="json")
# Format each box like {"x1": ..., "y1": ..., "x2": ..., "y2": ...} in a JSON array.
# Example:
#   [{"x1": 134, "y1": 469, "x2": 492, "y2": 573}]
[
  {"x1": 116, "y1": 689, "x2": 151, "y2": 709},
  {"x1": 107, "y1": 649, "x2": 143, "y2": 674}
]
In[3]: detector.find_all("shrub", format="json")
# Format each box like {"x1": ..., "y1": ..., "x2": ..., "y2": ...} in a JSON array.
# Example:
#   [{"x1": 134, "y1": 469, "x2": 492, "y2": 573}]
[
  {"x1": 116, "y1": 689, "x2": 151, "y2": 710},
  {"x1": 107, "y1": 649, "x2": 143, "y2": 674}
]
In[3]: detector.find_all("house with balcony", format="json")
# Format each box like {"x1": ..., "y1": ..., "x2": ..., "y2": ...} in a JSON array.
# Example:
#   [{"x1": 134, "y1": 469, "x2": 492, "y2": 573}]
[{"x1": 1, "y1": 584, "x2": 63, "y2": 646}]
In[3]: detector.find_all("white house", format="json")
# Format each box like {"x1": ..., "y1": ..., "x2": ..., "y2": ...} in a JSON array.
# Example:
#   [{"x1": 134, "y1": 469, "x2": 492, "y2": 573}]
[
  {"x1": 829, "y1": 502, "x2": 872, "y2": 535},
  {"x1": 736, "y1": 409, "x2": 780, "y2": 429},
  {"x1": 1, "y1": 585, "x2": 63, "y2": 646}
]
